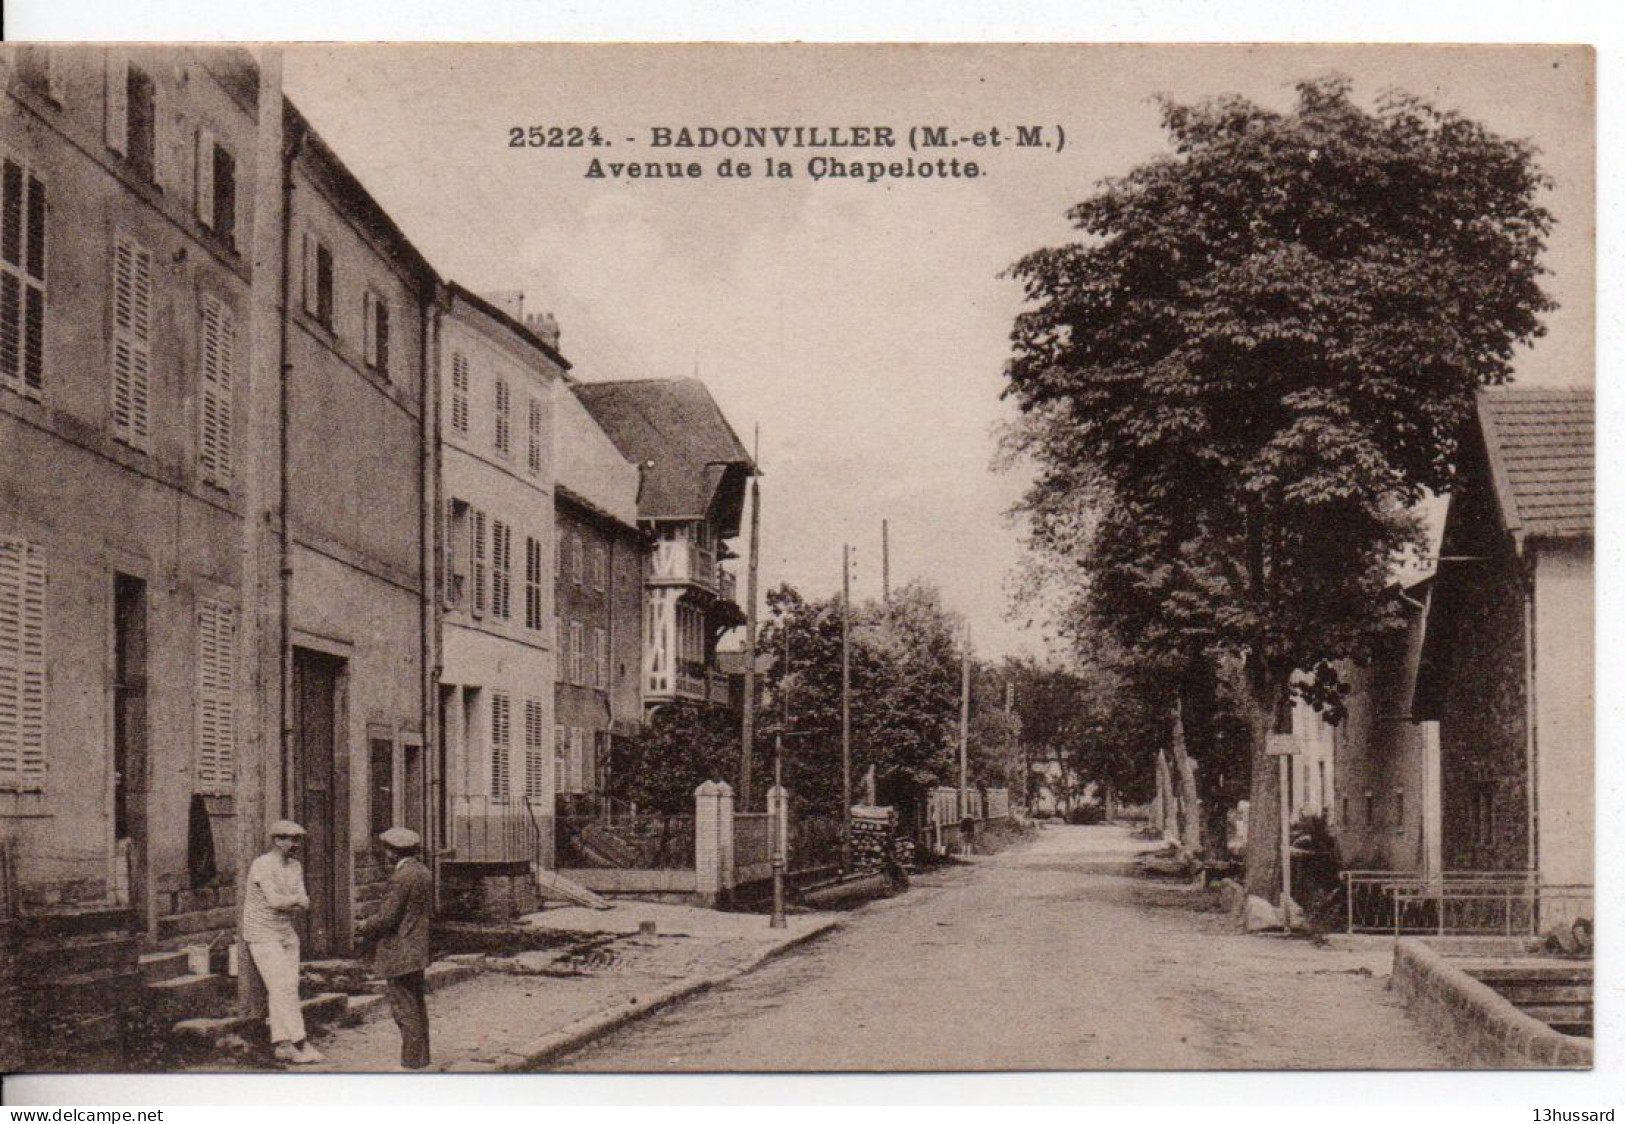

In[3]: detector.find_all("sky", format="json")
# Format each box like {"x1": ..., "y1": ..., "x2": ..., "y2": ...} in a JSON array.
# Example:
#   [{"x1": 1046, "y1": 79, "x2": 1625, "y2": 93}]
[{"x1": 282, "y1": 44, "x2": 1594, "y2": 660}]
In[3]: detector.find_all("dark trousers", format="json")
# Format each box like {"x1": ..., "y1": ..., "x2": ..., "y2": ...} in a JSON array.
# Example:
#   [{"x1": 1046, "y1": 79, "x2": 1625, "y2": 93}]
[{"x1": 384, "y1": 970, "x2": 430, "y2": 1069}]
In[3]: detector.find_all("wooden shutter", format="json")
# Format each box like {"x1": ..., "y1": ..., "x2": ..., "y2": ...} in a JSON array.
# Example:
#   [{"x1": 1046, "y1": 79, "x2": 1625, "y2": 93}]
[
  {"x1": 524, "y1": 699, "x2": 546, "y2": 800},
  {"x1": 470, "y1": 507, "x2": 487, "y2": 616},
  {"x1": 494, "y1": 378, "x2": 511, "y2": 455},
  {"x1": 363, "y1": 291, "x2": 377, "y2": 367},
  {"x1": 491, "y1": 519, "x2": 511, "y2": 620},
  {"x1": 527, "y1": 399, "x2": 543, "y2": 473},
  {"x1": 489, "y1": 691, "x2": 511, "y2": 801},
  {"x1": 301, "y1": 232, "x2": 319, "y2": 316},
  {"x1": 553, "y1": 724, "x2": 565, "y2": 795},
  {"x1": 111, "y1": 235, "x2": 152, "y2": 447},
  {"x1": 104, "y1": 52, "x2": 128, "y2": 154},
  {"x1": 570, "y1": 621, "x2": 584, "y2": 686},
  {"x1": 195, "y1": 599, "x2": 236, "y2": 792},
  {"x1": 198, "y1": 295, "x2": 235, "y2": 488},
  {"x1": 1, "y1": 158, "x2": 47, "y2": 396},
  {"x1": 0, "y1": 539, "x2": 47, "y2": 788},
  {"x1": 194, "y1": 126, "x2": 215, "y2": 228},
  {"x1": 450, "y1": 351, "x2": 470, "y2": 433},
  {"x1": 554, "y1": 616, "x2": 563, "y2": 681},
  {"x1": 594, "y1": 628, "x2": 608, "y2": 690},
  {"x1": 375, "y1": 299, "x2": 389, "y2": 376}
]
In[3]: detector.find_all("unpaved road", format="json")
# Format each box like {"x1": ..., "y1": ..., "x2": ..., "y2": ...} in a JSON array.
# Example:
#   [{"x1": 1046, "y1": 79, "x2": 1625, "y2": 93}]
[{"x1": 554, "y1": 823, "x2": 1449, "y2": 1071}]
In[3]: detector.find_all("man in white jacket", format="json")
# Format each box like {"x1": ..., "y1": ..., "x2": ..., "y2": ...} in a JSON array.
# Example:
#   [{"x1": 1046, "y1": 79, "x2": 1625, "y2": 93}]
[{"x1": 242, "y1": 820, "x2": 324, "y2": 1065}]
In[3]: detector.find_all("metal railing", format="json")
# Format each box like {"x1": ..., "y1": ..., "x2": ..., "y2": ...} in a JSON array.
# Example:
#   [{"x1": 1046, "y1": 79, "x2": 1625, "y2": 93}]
[
  {"x1": 734, "y1": 813, "x2": 773, "y2": 873},
  {"x1": 1341, "y1": 870, "x2": 1594, "y2": 936},
  {"x1": 446, "y1": 793, "x2": 548, "y2": 864},
  {"x1": 556, "y1": 813, "x2": 696, "y2": 870},
  {"x1": 789, "y1": 813, "x2": 844, "y2": 881}
]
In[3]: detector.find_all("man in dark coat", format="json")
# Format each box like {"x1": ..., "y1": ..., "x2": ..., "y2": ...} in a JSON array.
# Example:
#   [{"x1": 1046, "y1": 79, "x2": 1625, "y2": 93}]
[{"x1": 356, "y1": 826, "x2": 433, "y2": 1069}]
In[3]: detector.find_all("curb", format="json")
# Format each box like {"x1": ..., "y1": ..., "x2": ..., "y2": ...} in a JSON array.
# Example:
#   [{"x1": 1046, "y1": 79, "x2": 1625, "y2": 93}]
[{"x1": 478, "y1": 917, "x2": 844, "y2": 1072}]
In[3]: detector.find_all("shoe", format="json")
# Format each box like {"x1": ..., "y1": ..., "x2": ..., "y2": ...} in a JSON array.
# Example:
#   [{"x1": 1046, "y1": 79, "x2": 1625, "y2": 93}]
[
  {"x1": 293, "y1": 1042, "x2": 326, "y2": 1064},
  {"x1": 273, "y1": 1042, "x2": 300, "y2": 1064}
]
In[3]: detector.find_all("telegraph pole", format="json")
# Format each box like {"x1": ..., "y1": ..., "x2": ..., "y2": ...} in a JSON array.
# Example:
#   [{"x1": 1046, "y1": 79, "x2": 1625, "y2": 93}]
[
  {"x1": 841, "y1": 543, "x2": 852, "y2": 871},
  {"x1": 959, "y1": 620, "x2": 971, "y2": 819},
  {"x1": 770, "y1": 620, "x2": 790, "y2": 929},
  {"x1": 881, "y1": 519, "x2": 890, "y2": 605},
  {"x1": 740, "y1": 427, "x2": 761, "y2": 809}
]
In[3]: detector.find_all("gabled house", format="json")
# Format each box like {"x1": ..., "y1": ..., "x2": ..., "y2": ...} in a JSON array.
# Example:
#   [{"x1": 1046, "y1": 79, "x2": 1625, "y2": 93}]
[
  {"x1": 572, "y1": 378, "x2": 754, "y2": 712},
  {"x1": 1412, "y1": 388, "x2": 1593, "y2": 888}
]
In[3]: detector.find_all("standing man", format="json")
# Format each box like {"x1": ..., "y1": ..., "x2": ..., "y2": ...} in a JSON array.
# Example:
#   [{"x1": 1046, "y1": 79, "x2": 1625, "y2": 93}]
[
  {"x1": 242, "y1": 820, "x2": 323, "y2": 1065},
  {"x1": 356, "y1": 826, "x2": 433, "y2": 1070}
]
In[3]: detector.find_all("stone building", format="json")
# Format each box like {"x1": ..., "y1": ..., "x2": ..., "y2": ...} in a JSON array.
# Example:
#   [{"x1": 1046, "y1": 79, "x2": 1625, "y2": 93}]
[
  {"x1": 435, "y1": 285, "x2": 564, "y2": 917},
  {"x1": 1412, "y1": 388, "x2": 1594, "y2": 888},
  {"x1": 552, "y1": 378, "x2": 644, "y2": 819}
]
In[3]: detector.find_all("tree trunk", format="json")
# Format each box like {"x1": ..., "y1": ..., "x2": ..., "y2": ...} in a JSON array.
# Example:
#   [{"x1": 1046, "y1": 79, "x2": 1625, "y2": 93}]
[
  {"x1": 1168, "y1": 702, "x2": 1203, "y2": 854},
  {"x1": 1153, "y1": 750, "x2": 1176, "y2": 842},
  {"x1": 1242, "y1": 689, "x2": 1282, "y2": 903},
  {"x1": 1203, "y1": 791, "x2": 1232, "y2": 862}
]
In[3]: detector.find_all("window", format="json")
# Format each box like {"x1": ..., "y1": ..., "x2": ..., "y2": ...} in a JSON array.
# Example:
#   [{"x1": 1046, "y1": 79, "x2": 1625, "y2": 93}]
[
  {"x1": 106, "y1": 56, "x2": 156, "y2": 184},
  {"x1": 444, "y1": 499, "x2": 470, "y2": 609},
  {"x1": 1394, "y1": 788, "x2": 1406, "y2": 830},
  {"x1": 527, "y1": 398, "x2": 544, "y2": 474},
  {"x1": 16, "y1": 46, "x2": 65, "y2": 104},
  {"x1": 194, "y1": 128, "x2": 236, "y2": 247},
  {"x1": 493, "y1": 378, "x2": 511, "y2": 457},
  {"x1": 363, "y1": 291, "x2": 390, "y2": 377},
  {"x1": 567, "y1": 728, "x2": 584, "y2": 795},
  {"x1": 195, "y1": 598, "x2": 236, "y2": 793},
  {"x1": 593, "y1": 628, "x2": 608, "y2": 690},
  {"x1": 0, "y1": 156, "x2": 46, "y2": 397},
  {"x1": 0, "y1": 538, "x2": 46, "y2": 790},
  {"x1": 301, "y1": 231, "x2": 333, "y2": 330},
  {"x1": 369, "y1": 737, "x2": 395, "y2": 843},
  {"x1": 1472, "y1": 785, "x2": 1496, "y2": 846},
  {"x1": 450, "y1": 351, "x2": 470, "y2": 434},
  {"x1": 491, "y1": 519, "x2": 512, "y2": 621},
  {"x1": 524, "y1": 699, "x2": 547, "y2": 801},
  {"x1": 553, "y1": 723, "x2": 565, "y2": 796},
  {"x1": 198, "y1": 295, "x2": 235, "y2": 489},
  {"x1": 556, "y1": 530, "x2": 569, "y2": 579},
  {"x1": 553, "y1": 615, "x2": 563, "y2": 682},
  {"x1": 570, "y1": 620, "x2": 584, "y2": 686},
  {"x1": 470, "y1": 507, "x2": 488, "y2": 617},
  {"x1": 111, "y1": 234, "x2": 153, "y2": 448},
  {"x1": 1364, "y1": 790, "x2": 1376, "y2": 828},
  {"x1": 489, "y1": 691, "x2": 511, "y2": 801},
  {"x1": 572, "y1": 535, "x2": 585, "y2": 586},
  {"x1": 525, "y1": 536, "x2": 544, "y2": 632}
]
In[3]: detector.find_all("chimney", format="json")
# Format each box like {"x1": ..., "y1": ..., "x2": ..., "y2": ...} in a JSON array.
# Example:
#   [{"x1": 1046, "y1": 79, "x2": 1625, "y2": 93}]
[
  {"x1": 482, "y1": 290, "x2": 525, "y2": 322},
  {"x1": 525, "y1": 311, "x2": 561, "y2": 350}
]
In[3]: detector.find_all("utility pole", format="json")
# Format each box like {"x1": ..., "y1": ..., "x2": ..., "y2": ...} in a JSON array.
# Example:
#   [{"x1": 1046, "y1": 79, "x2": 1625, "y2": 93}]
[
  {"x1": 770, "y1": 618, "x2": 790, "y2": 928},
  {"x1": 881, "y1": 519, "x2": 890, "y2": 605},
  {"x1": 740, "y1": 426, "x2": 761, "y2": 809},
  {"x1": 841, "y1": 543, "x2": 852, "y2": 871},
  {"x1": 959, "y1": 620, "x2": 971, "y2": 820}
]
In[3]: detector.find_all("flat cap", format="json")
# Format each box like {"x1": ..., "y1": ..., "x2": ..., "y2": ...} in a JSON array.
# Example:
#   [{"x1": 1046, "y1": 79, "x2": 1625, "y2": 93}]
[
  {"x1": 269, "y1": 819, "x2": 306, "y2": 837},
  {"x1": 379, "y1": 827, "x2": 421, "y2": 850}
]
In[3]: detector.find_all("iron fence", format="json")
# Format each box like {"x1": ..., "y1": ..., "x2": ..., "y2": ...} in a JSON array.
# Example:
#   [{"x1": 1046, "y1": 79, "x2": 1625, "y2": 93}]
[
  {"x1": 1341, "y1": 870, "x2": 1594, "y2": 936},
  {"x1": 446, "y1": 793, "x2": 549, "y2": 865},
  {"x1": 734, "y1": 813, "x2": 773, "y2": 873},
  {"x1": 789, "y1": 813, "x2": 844, "y2": 881},
  {"x1": 556, "y1": 813, "x2": 696, "y2": 870}
]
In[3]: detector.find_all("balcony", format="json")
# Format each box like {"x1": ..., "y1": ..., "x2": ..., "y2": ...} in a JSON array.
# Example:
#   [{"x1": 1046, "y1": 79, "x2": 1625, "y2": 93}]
[
  {"x1": 707, "y1": 669, "x2": 733, "y2": 707},
  {"x1": 717, "y1": 568, "x2": 738, "y2": 605},
  {"x1": 649, "y1": 531, "x2": 720, "y2": 594}
]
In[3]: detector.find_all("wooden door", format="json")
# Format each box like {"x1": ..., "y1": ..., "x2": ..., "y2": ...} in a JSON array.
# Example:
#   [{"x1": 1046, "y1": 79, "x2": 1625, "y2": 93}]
[{"x1": 292, "y1": 648, "x2": 344, "y2": 956}]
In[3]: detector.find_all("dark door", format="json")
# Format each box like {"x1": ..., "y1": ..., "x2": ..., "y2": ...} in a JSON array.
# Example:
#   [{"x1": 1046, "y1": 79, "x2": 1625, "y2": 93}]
[
  {"x1": 112, "y1": 574, "x2": 148, "y2": 934},
  {"x1": 292, "y1": 648, "x2": 344, "y2": 956}
]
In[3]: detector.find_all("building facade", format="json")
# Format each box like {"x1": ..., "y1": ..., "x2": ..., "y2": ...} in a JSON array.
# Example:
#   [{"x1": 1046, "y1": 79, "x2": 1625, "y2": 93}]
[
  {"x1": 1413, "y1": 388, "x2": 1594, "y2": 889},
  {"x1": 572, "y1": 378, "x2": 753, "y2": 715},
  {"x1": 0, "y1": 46, "x2": 274, "y2": 948},
  {"x1": 552, "y1": 378, "x2": 644, "y2": 816},
  {"x1": 437, "y1": 285, "x2": 563, "y2": 894}
]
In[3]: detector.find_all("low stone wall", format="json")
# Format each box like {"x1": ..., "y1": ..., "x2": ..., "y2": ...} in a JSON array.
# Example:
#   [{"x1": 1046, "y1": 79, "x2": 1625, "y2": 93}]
[
  {"x1": 1391, "y1": 937, "x2": 1591, "y2": 1068},
  {"x1": 440, "y1": 862, "x2": 540, "y2": 922}
]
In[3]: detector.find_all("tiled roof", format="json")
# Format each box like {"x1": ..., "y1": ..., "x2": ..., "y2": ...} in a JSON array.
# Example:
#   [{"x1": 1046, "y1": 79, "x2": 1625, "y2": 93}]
[
  {"x1": 571, "y1": 378, "x2": 754, "y2": 522},
  {"x1": 1476, "y1": 388, "x2": 1594, "y2": 541}
]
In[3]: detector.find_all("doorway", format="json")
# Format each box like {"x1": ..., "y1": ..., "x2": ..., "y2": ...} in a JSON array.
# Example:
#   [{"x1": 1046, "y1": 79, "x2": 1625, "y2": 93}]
[
  {"x1": 112, "y1": 574, "x2": 148, "y2": 934},
  {"x1": 291, "y1": 646, "x2": 348, "y2": 957}
]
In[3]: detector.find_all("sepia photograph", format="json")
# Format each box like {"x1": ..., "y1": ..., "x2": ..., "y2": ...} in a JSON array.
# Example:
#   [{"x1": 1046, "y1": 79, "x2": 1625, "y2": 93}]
[{"x1": 0, "y1": 40, "x2": 1595, "y2": 1081}]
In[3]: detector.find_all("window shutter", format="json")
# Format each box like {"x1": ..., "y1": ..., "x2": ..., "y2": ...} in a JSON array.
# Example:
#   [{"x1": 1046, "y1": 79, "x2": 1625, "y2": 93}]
[
  {"x1": 0, "y1": 538, "x2": 47, "y2": 788},
  {"x1": 302, "y1": 232, "x2": 319, "y2": 316},
  {"x1": 494, "y1": 378, "x2": 511, "y2": 455},
  {"x1": 194, "y1": 127, "x2": 215, "y2": 228},
  {"x1": 554, "y1": 616, "x2": 563, "y2": 682},
  {"x1": 470, "y1": 507, "x2": 487, "y2": 616},
  {"x1": 567, "y1": 728, "x2": 584, "y2": 795},
  {"x1": 104, "y1": 53, "x2": 128, "y2": 155},
  {"x1": 375, "y1": 299, "x2": 389, "y2": 376},
  {"x1": 1, "y1": 159, "x2": 47, "y2": 396},
  {"x1": 527, "y1": 399, "x2": 543, "y2": 474},
  {"x1": 195, "y1": 599, "x2": 236, "y2": 792},
  {"x1": 198, "y1": 296, "x2": 235, "y2": 488},
  {"x1": 570, "y1": 621, "x2": 584, "y2": 686},
  {"x1": 553, "y1": 724, "x2": 565, "y2": 795},
  {"x1": 594, "y1": 628, "x2": 608, "y2": 689},
  {"x1": 490, "y1": 691, "x2": 511, "y2": 801},
  {"x1": 524, "y1": 699, "x2": 546, "y2": 800},
  {"x1": 491, "y1": 519, "x2": 511, "y2": 620},
  {"x1": 363, "y1": 292, "x2": 376, "y2": 366},
  {"x1": 450, "y1": 351, "x2": 470, "y2": 433},
  {"x1": 111, "y1": 235, "x2": 152, "y2": 447}
]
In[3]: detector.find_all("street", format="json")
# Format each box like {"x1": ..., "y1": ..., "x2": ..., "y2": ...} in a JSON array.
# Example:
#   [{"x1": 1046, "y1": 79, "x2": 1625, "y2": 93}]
[{"x1": 555, "y1": 824, "x2": 1451, "y2": 1071}]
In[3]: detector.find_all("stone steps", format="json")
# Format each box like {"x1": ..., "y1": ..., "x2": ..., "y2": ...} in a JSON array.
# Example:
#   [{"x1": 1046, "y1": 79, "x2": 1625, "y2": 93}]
[{"x1": 139, "y1": 949, "x2": 194, "y2": 985}]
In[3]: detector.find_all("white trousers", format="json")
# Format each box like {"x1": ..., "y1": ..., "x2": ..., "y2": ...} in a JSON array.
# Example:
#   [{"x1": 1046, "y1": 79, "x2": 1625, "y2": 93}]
[{"x1": 249, "y1": 936, "x2": 307, "y2": 1045}]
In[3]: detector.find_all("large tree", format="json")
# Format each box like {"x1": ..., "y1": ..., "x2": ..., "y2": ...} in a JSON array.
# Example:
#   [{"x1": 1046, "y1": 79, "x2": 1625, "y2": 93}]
[{"x1": 1005, "y1": 77, "x2": 1553, "y2": 899}]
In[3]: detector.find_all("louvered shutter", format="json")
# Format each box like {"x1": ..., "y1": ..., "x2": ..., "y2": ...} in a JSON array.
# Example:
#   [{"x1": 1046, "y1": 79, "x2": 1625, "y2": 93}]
[
  {"x1": 0, "y1": 539, "x2": 46, "y2": 788},
  {"x1": 375, "y1": 299, "x2": 389, "y2": 376},
  {"x1": 302, "y1": 232, "x2": 319, "y2": 316},
  {"x1": 198, "y1": 296, "x2": 234, "y2": 488},
  {"x1": 490, "y1": 692, "x2": 511, "y2": 801},
  {"x1": 195, "y1": 127, "x2": 215, "y2": 228},
  {"x1": 195, "y1": 600, "x2": 236, "y2": 792},
  {"x1": 470, "y1": 507, "x2": 487, "y2": 616},
  {"x1": 524, "y1": 699, "x2": 547, "y2": 800},
  {"x1": 363, "y1": 291, "x2": 377, "y2": 367},
  {"x1": 450, "y1": 351, "x2": 470, "y2": 433},
  {"x1": 111, "y1": 236, "x2": 152, "y2": 447},
  {"x1": 1, "y1": 158, "x2": 46, "y2": 396},
  {"x1": 104, "y1": 53, "x2": 128, "y2": 154}
]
